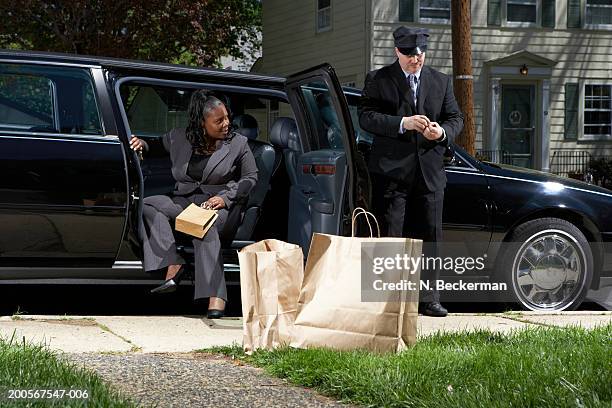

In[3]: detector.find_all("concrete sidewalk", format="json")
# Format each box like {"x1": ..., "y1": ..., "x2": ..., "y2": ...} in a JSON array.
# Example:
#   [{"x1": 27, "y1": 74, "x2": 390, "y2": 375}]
[{"x1": 1, "y1": 312, "x2": 610, "y2": 353}]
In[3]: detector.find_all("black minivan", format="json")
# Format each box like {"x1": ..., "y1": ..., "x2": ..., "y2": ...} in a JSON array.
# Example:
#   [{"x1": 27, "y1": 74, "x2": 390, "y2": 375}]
[{"x1": 1, "y1": 50, "x2": 611, "y2": 311}]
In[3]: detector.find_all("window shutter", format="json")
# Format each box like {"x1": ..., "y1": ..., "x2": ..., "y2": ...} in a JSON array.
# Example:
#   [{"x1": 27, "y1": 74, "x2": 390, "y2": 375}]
[
  {"x1": 542, "y1": 0, "x2": 555, "y2": 28},
  {"x1": 565, "y1": 83, "x2": 579, "y2": 140},
  {"x1": 399, "y1": 0, "x2": 414, "y2": 22},
  {"x1": 567, "y1": 0, "x2": 581, "y2": 28},
  {"x1": 488, "y1": 0, "x2": 501, "y2": 26}
]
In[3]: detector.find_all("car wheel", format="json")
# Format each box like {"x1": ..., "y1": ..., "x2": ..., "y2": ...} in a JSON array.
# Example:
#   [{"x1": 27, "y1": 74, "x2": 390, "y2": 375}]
[{"x1": 498, "y1": 217, "x2": 593, "y2": 311}]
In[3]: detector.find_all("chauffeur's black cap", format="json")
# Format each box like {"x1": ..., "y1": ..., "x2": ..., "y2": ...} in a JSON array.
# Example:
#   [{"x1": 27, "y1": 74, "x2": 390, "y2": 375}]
[{"x1": 393, "y1": 26, "x2": 429, "y2": 55}]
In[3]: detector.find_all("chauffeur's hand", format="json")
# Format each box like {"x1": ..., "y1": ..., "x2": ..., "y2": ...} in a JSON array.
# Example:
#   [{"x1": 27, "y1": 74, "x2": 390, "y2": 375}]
[
  {"x1": 402, "y1": 115, "x2": 430, "y2": 133},
  {"x1": 203, "y1": 196, "x2": 226, "y2": 210},
  {"x1": 423, "y1": 121, "x2": 443, "y2": 141}
]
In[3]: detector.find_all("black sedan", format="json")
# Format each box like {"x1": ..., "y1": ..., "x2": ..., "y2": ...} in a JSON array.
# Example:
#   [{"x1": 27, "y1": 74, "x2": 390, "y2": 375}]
[{"x1": 439, "y1": 144, "x2": 612, "y2": 310}]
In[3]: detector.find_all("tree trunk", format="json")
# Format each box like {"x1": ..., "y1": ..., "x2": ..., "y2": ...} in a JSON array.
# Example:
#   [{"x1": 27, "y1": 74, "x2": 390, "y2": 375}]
[{"x1": 451, "y1": 0, "x2": 476, "y2": 156}]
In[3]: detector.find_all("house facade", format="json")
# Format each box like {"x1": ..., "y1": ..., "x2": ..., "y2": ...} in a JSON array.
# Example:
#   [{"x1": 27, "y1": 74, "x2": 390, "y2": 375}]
[{"x1": 254, "y1": 0, "x2": 612, "y2": 175}]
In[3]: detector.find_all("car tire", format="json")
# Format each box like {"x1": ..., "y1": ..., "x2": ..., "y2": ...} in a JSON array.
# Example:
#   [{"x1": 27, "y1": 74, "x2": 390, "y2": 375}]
[{"x1": 497, "y1": 217, "x2": 593, "y2": 311}]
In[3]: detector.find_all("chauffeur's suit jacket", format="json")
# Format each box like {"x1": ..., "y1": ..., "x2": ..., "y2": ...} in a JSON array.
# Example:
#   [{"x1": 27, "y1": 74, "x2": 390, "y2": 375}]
[
  {"x1": 162, "y1": 128, "x2": 258, "y2": 209},
  {"x1": 358, "y1": 62, "x2": 464, "y2": 192}
]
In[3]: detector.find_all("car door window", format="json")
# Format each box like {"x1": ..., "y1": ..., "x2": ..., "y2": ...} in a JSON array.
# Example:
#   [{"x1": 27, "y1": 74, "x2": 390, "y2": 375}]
[
  {"x1": 0, "y1": 63, "x2": 103, "y2": 135},
  {"x1": 345, "y1": 93, "x2": 374, "y2": 146},
  {"x1": 297, "y1": 81, "x2": 344, "y2": 151},
  {"x1": 122, "y1": 84, "x2": 192, "y2": 138},
  {"x1": 0, "y1": 73, "x2": 55, "y2": 132}
]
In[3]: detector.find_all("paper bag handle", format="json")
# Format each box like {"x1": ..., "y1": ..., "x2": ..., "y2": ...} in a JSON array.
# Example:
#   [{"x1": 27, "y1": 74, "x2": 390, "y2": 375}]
[{"x1": 351, "y1": 207, "x2": 381, "y2": 238}]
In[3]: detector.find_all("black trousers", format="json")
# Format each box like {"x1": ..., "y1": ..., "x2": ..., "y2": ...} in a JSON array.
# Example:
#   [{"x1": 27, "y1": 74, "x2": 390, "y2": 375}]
[{"x1": 371, "y1": 169, "x2": 444, "y2": 303}]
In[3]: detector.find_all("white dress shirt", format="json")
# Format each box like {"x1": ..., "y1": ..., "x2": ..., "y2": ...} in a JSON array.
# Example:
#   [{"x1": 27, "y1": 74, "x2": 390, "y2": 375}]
[{"x1": 398, "y1": 68, "x2": 446, "y2": 142}]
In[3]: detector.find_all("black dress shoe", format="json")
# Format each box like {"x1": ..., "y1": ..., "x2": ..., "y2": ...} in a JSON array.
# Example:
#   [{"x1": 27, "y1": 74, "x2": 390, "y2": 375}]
[
  {"x1": 150, "y1": 266, "x2": 185, "y2": 294},
  {"x1": 207, "y1": 309, "x2": 225, "y2": 319},
  {"x1": 419, "y1": 302, "x2": 448, "y2": 317}
]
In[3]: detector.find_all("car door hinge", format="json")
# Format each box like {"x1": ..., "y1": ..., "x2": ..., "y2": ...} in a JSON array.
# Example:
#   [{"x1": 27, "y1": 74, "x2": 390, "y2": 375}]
[{"x1": 131, "y1": 194, "x2": 140, "y2": 201}]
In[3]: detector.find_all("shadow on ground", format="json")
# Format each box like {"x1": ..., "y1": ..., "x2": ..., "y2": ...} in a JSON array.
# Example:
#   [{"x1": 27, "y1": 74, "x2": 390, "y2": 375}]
[
  {"x1": 0, "y1": 284, "x2": 606, "y2": 316},
  {"x1": 0, "y1": 285, "x2": 242, "y2": 316}
]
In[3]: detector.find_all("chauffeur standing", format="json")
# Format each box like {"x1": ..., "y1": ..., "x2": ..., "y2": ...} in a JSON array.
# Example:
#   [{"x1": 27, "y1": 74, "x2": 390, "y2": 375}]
[{"x1": 358, "y1": 26, "x2": 464, "y2": 317}]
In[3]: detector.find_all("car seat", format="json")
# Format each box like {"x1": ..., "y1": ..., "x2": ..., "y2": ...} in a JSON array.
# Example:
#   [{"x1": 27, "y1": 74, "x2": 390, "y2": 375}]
[
  {"x1": 230, "y1": 114, "x2": 280, "y2": 245},
  {"x1": 269, "y1": 117, "x2": 301, "y2": 187}
]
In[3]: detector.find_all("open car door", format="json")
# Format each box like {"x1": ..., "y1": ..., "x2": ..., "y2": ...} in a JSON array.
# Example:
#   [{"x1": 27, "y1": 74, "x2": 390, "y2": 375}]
[{"x1": 284, "y1": 64, "x2": 370, "y2": 254}]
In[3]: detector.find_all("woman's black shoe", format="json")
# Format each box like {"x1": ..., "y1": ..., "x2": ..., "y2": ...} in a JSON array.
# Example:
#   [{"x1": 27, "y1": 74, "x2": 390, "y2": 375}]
[
  {"x1": 206, "y1": 309, "x2": 225, "y2": 319},
  {"x1": 150, "y1": 266, "x2": 185, "y2": 294}
]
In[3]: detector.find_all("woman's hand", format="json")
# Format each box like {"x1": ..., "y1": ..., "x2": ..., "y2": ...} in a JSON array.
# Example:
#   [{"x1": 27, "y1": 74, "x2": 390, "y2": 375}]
[
  {"x1": 130, "y1": 136, "x2": 145, "y2": 152},
  {"x1": 202, "y1": 196, "x2": 226, "y2": 210}
]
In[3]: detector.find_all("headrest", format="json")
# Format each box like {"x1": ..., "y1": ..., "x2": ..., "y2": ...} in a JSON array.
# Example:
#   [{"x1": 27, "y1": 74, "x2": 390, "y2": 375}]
[
  {"x1": 232, "y1": 114, "x2": 259, "y2": 140},
  {"x1": 269, "y1": 117, "x2": 299, "y2": 151}
]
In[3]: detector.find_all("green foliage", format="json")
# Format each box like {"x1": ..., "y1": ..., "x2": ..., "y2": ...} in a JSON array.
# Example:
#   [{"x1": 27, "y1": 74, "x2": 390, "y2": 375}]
[
  {"x1": 0, "y1": 0, "x2": 262, "y2": 67},
  {"x1": 211, "y1": 325, "x2": 612, "y2": 408},
  {"x1": 0, "y1": 334, "x2": 136, "y2": 407},
  {"x1": 588, "y1": 157, "x2": 612, "y2": 189}
]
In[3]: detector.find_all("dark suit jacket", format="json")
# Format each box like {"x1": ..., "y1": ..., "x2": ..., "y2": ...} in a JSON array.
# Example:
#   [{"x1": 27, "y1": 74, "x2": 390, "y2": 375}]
[
  {"x1": 162, "y1": 128, "x2": 258, "y2": 209},
  {"x1": 358, "y1": 62, "x2": 464, "y2": 191}
]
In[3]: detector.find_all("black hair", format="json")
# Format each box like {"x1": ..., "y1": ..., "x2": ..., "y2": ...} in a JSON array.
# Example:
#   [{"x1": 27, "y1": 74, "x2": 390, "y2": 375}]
[{"x1": 185, "y1": 89, "x2": 226, "y2": 153}]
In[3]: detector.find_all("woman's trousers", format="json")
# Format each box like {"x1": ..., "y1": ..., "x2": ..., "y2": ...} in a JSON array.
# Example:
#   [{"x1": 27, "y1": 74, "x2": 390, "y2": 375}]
[{"x1": 142, "y1": 193, "x2": 227, "y2": 301}]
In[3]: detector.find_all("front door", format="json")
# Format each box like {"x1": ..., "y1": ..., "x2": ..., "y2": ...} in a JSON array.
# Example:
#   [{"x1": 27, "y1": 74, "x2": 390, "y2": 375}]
[
  {"x1": 284, "y1": 64, "x2": 370, "y2": 254},
  {"x1": 501, "y1": 84, "x2": 536, "y2": 169}
]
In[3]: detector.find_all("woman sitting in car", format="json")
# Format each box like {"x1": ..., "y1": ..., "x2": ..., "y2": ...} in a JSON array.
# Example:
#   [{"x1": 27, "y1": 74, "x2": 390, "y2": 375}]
[{"x1": 130, "y1": 90, "x2": 258, "y2": 319}]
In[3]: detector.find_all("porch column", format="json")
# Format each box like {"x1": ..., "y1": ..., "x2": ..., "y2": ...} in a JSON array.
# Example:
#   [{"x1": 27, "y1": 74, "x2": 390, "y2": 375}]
[
  {"x1": 489, "y1": 78, "x2": 501, "y2": 151},
  {"x1": 541, "y1": 79, "x2": 551, "y2": 172}
]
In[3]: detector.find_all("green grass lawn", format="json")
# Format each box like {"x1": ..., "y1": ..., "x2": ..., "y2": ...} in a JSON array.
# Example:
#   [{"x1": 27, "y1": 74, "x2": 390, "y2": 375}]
[
  {"x1": 211, "y1": 324, "x2": 612, "y2": 408},
  {"x1": 0, "y1": 334, "x2": 135, "y2": 407}
]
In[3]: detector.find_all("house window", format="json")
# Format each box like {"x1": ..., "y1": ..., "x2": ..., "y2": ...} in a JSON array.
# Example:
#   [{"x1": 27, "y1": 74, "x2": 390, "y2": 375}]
[
  {"x1": 316, "y1": 0, "x2": 332, "y2": 32},
  {"x1": 399, "y1": 0, "x2": 451, "y2": 24},
  {"x1": 585, "y1": 0, "x2": 612, "y2": 28},
  {"x1": 584, "y1": 84, "x2": 611, "y2": 138},
  {"x1": 489, "y1": 0, "x2": 555, "y2": 28},
  {"x1": 420, "y1": 0, "x2": 451, "y2": 21},
  {"x1": 507, "y1": 0, "x2": 537, "y2": 24}
]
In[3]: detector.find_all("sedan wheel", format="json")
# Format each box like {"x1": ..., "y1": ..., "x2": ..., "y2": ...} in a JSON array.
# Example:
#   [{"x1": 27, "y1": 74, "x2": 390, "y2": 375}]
[{"x1": 501, "y1": 218, "x2": 593, "y2": 311}]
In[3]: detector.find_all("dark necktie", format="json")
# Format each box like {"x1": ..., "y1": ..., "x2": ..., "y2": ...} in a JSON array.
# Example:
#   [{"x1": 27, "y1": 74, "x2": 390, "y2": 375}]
[{"x1": 408, "y1": 74, "x2": 418, "y2": 107}]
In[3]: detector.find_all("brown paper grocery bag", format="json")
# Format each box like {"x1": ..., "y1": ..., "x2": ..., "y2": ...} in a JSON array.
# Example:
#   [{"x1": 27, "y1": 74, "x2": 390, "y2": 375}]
[
  {"x1": 238, "y1": 239, "x2": 304, "y2": 354},
  {"x1": 291, "y1": 208, "x2": 421, "y2": 353},
  {"x1": 175, "y1": 204, "x2": 218, "y2": 239}
]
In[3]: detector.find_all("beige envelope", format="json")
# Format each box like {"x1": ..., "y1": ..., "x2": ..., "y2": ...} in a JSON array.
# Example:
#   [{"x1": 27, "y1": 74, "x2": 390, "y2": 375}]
[{"x1": 175, "y1": 204, "x2": 218, "y2": 239}]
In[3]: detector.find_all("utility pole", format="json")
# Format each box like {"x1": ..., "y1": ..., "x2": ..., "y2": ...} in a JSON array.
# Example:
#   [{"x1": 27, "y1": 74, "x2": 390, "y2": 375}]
[{"x1": 451, "y1": 0, "x2": 475, "y2": 156}]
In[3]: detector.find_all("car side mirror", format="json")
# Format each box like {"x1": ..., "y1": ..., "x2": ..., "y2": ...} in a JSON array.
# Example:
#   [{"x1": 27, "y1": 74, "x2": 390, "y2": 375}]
[{"x1": 443, "y1": 145, "x2": 456, "y2": 167}]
